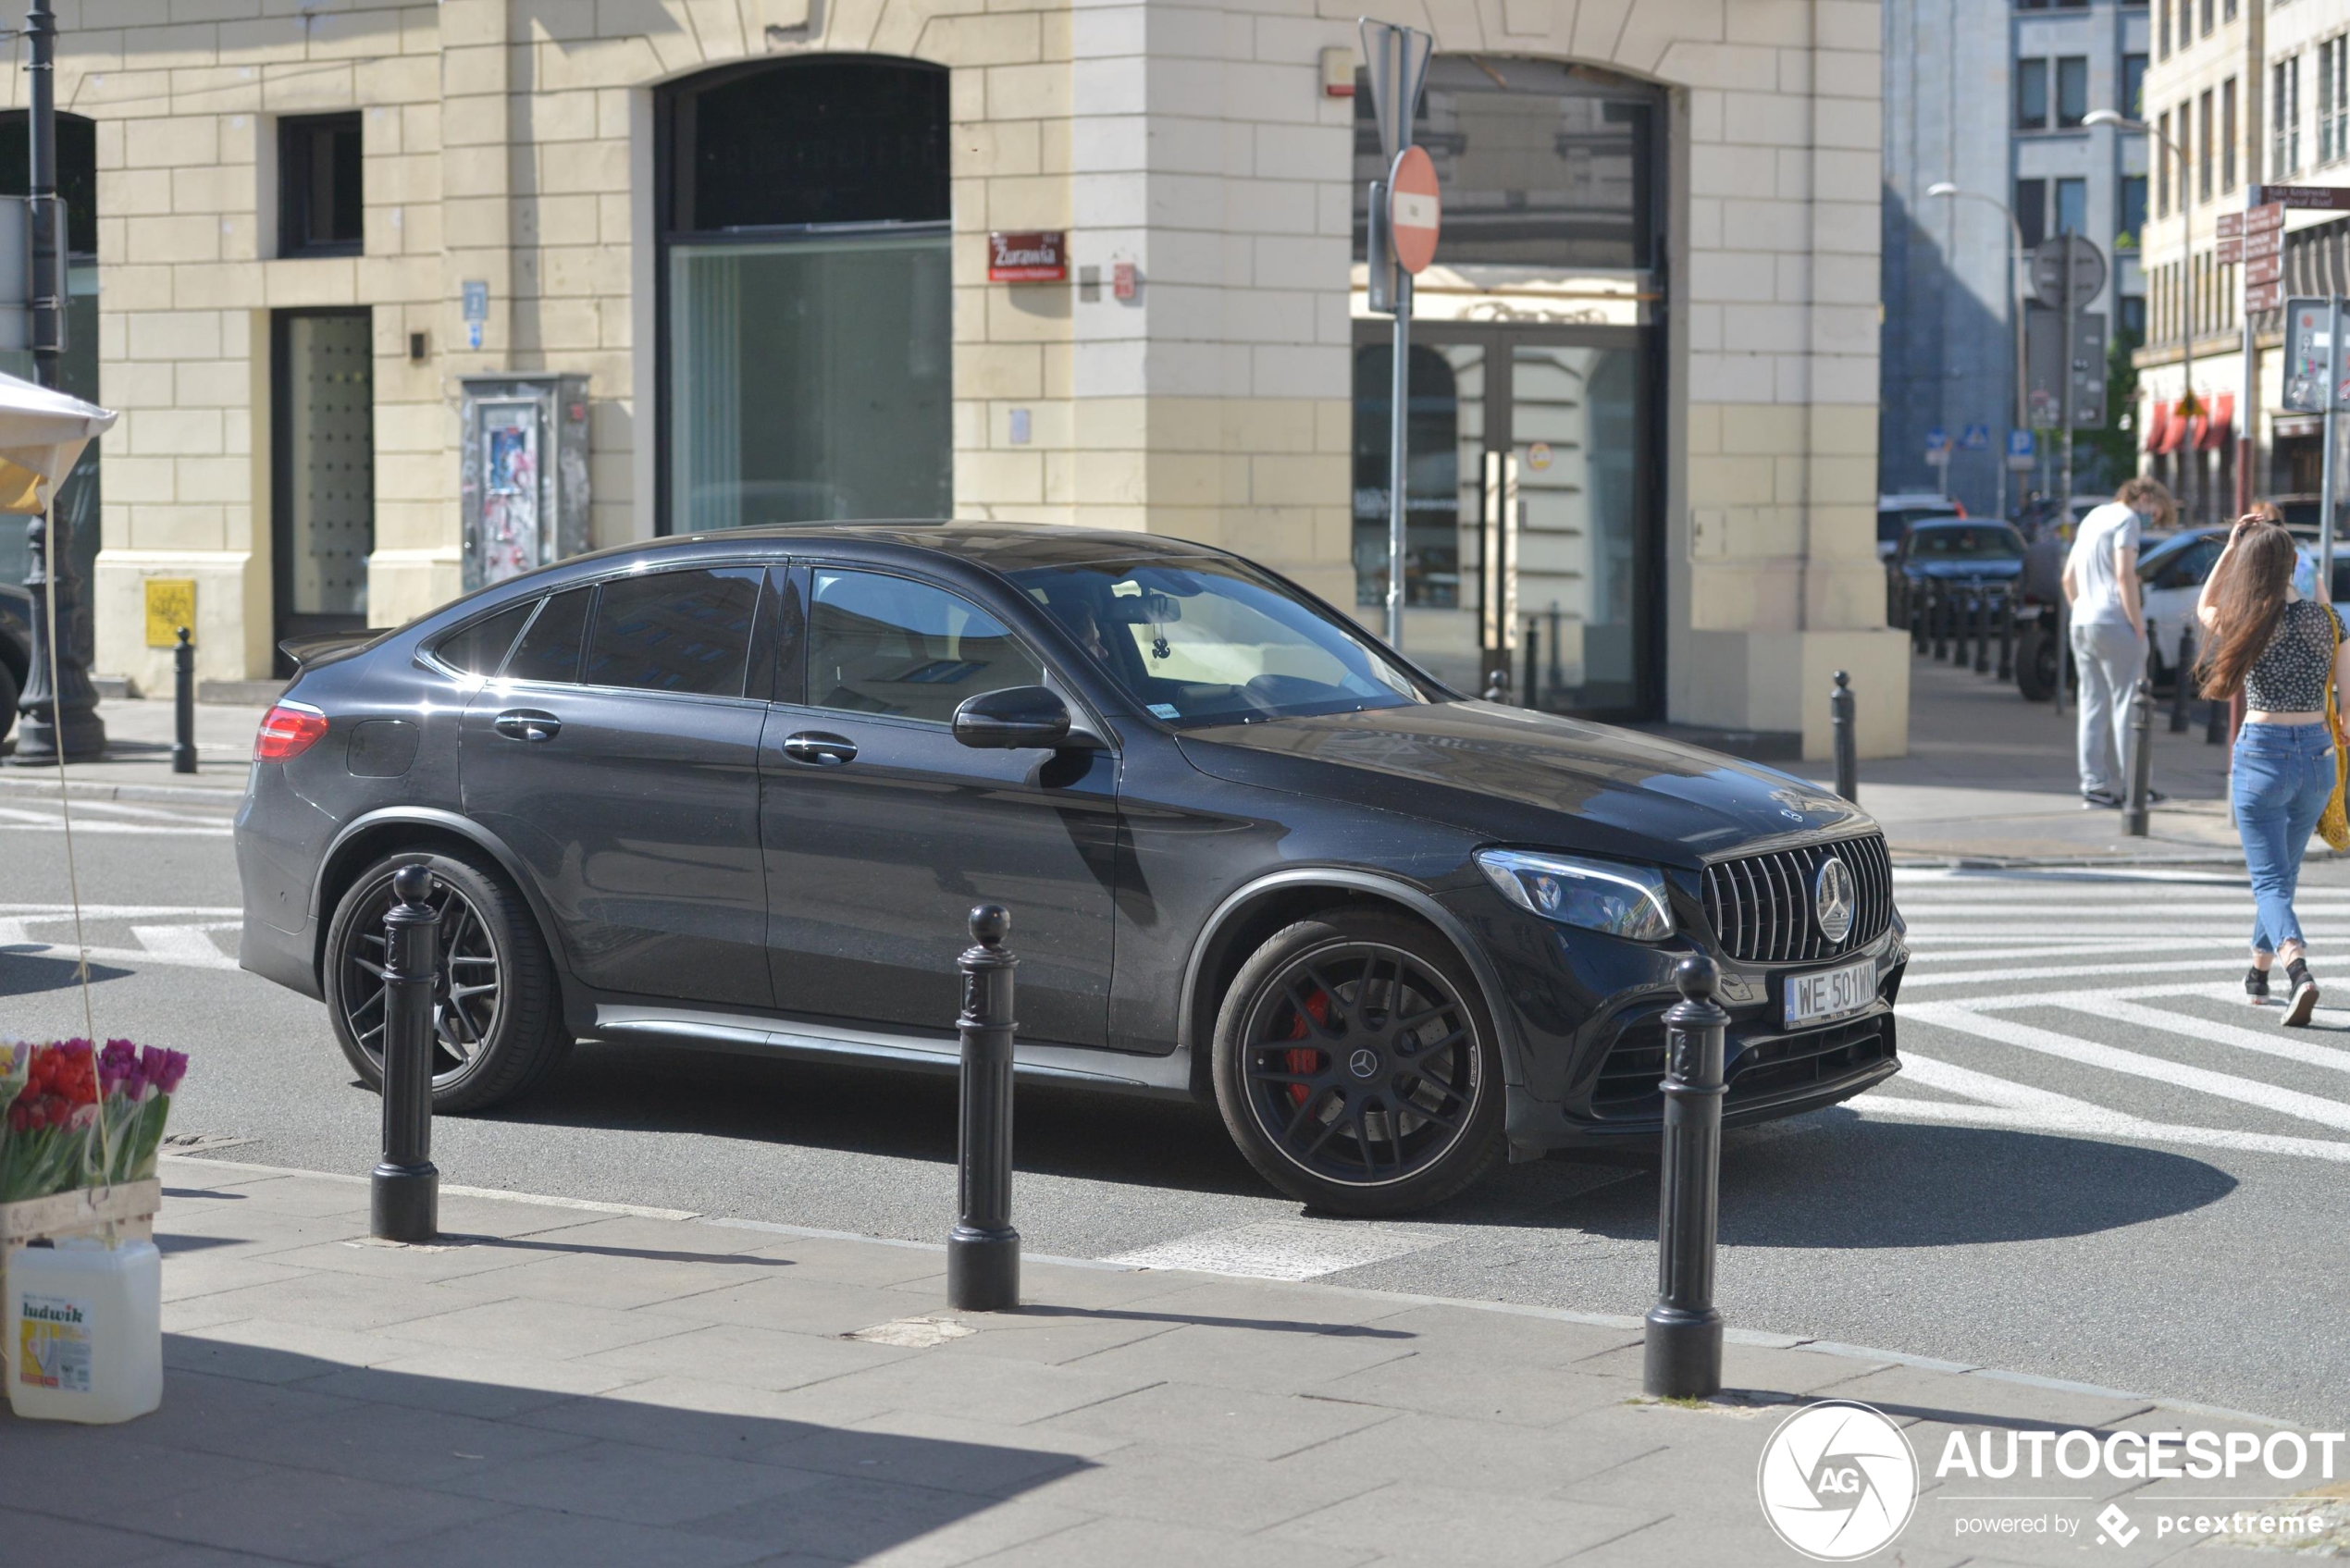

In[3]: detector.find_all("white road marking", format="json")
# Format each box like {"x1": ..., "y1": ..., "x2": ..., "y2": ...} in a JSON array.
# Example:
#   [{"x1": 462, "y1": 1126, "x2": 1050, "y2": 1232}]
[
  {"x1": 1902, "y1": 950, "x2": 2350, "y2": 988},
  {"x1": 2041, "y1": 993, "x2": 2350, "y2": 1077},
  {"x1": 1102, "y1": 1216, "x2": 1454, "y2": 1281},
  {"x1": 128, "y1": 923, "x2": 239, "y2": 967},
  {"x1": 1901, "y1": 1000, "x2": 2350, "y2": 1133},
  {"x1": 0, "y1": 905, "x2": 242, "y2": 917}
]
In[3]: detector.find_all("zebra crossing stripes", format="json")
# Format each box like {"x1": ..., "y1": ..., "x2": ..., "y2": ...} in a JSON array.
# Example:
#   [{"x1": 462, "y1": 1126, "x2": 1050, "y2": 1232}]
[
  {"x1": 1866, "y1": 869, "x2": 2350, "y2": 1164},
  {"x1": 0, "y1": 906, "x2": 242, "y2": 972}
]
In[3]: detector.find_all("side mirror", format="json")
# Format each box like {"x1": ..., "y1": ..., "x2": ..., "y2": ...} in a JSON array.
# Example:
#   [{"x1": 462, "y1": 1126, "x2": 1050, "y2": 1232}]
[{"x1": 953, "y1": 685, "x2": 1073, "y2": 749}]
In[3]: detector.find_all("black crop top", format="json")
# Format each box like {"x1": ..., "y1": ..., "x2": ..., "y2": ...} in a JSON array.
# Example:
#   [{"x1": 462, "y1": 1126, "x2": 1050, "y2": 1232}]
[{"x1": 2244, "y1": 599, "x2": 2345, "y2": 713}]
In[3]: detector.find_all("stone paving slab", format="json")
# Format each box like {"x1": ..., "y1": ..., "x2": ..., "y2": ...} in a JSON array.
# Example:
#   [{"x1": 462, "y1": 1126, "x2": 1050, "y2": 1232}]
[{"x1": 0, "y1": 1156, "x2": 2327, "y2": 1566}]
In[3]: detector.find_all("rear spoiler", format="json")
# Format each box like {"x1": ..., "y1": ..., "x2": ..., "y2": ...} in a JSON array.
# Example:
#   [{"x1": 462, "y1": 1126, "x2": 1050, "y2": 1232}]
[{"x1": 278, "y1": 629, "x2": 383, "y2": 672}]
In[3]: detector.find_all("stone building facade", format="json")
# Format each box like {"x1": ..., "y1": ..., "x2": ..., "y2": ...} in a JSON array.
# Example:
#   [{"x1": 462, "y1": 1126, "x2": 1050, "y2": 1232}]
[{"x1": 19, "y1": 0, "x2": 1903, "y2": 758}]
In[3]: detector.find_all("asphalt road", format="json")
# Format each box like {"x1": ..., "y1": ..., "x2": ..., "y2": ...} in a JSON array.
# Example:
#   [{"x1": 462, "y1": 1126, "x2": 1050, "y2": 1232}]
[{"x1": 6, "y1": 777, "x2": 2347, "y2": 1430}]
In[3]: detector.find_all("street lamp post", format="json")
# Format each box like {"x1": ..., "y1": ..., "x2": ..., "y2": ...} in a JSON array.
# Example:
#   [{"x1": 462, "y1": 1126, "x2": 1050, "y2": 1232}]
[
  {"x1": 1927, "y1": 182, "x2": 2029, "y2": 519},
  {"x1": 6, "y1": 0, "x2": 105, "y2": 766},
  {"x1": 2087, "y1": 109, "x2": 2191, "y2": 524}
]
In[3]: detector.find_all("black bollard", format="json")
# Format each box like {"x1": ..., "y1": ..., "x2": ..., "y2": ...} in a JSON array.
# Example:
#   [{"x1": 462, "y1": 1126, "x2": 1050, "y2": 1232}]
[
  {"x1": 948, "y1": 903, "x2": 1020, "y2": 1311},
  {"x1": 1931, "y1": 584, "x2": 1949, "y2": 661},
  {"x1": 371, "y1": 864, "x2": 440, "y2": 1242},
  {"x1": 1953, "y1": 586, "x2": 1972, "y2": 668},
  {"x1": 2053, "y1": 599, "x2": 2071, "y2": 719},
  {"x1": 1908, "y1": 578, "x2": 1925, "y2": 652},
  {"x1": 1523, "y1": 617, "x2": 1540, "y2": 710},
  {"x1": 1995, "y1": 589, "x2": 2014, "y2": 683},
  {"x1": 1973, "y1": 581, "x2": 1992, "y2": 674},
  {"x1": 1644, "y1": 955, "x2": 1727, "y2": 1400},
  {"x1": 2207, "y1": 683, "x2": 2227, "y2": 745},
  {"x1": 170, "y1": 627, "x2": 195, "y2": 774},
  {"x1": 2170, "y1": 623, "x2": 2195, "y2": 735},
  {"x1": 1830, "y1": 669, "x2": 1858, "y2": 804},
  {"x1": 2124, "y1": 678, "x2": 2155, "y2": 838}
]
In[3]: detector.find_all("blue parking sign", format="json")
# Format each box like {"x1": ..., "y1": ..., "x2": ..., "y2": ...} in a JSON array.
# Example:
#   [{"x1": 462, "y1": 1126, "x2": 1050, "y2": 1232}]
[
  {"x1": 1960, "y1": 423, "x2": 1990, "y2": 451},
  {"x1": 1924, "y1": 426, "x2": 1949, "y2": 456},
  {"x1": 2006, "y1": 429, "x2": 2035, "y2": 459}
]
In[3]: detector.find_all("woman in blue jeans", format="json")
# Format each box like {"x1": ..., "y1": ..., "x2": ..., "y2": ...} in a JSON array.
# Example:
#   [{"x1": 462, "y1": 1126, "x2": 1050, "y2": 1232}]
[{"x1": 2197, "y1": 515, "x2": 2350, "y2": 1026}]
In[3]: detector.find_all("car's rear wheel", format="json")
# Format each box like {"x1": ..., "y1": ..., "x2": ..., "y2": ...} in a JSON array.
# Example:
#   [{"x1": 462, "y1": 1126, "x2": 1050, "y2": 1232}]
[
  {"x1": 324, "y1": 849, "x2": 570, "y2": 1112},
  {"x1": 1211, "y1": 911, "x2": 1504, "y2": 1216},
  {"x1": 0, "y1": 655, "x2": 19, "y2": 743}
]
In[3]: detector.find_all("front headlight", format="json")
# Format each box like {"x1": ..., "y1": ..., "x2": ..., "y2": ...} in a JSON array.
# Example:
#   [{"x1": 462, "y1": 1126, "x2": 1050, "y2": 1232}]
[{"x1": 1474, "y1": 849, "x2": 1675, "y2": 942}]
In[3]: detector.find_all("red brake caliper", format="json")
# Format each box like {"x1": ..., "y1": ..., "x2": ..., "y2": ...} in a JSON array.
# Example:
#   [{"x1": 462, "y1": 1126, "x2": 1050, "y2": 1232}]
[{"x1": 1283, "y1": 989, "x2": 1331, "y2": 1105}]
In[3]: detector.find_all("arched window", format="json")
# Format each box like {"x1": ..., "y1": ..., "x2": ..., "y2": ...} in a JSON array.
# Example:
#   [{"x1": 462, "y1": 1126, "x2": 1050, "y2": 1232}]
[{"x1": 660, "y1": 58, "x2": 952, "y2": 534}]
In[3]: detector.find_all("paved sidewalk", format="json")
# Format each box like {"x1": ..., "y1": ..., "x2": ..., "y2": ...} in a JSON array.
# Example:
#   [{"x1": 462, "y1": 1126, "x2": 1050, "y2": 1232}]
[
  {"x1": 0, "y1": 696, "x2": 261, "y2": 801},
  {"x1": 1792, "y1": 651, "x2": 2289, "y2": 868},
  {"x1": 0, "y1": 1157, "x2": 2325, "y2": 1565}
]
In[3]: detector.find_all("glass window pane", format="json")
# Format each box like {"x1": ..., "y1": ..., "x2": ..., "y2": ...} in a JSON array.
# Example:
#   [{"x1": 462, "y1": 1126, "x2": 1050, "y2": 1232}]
[
  {"x1": 1010, "y1": 557, "x2": 1426, "y2": 726},
  {"x1": 2057, "y1": 179, "x2": 2088, "y2": 237},
  {"x1": 2057, "y1": 58, "x2": 2088, "y2": 127},
  {"x1": 582, "y1": 567, "x2": 761, "y2": 696},
  {"x1": 808, "y1": 570, "x2": 1044, "y2": 723},
  {"x1": 1354, "y1": 58, "x2": 1659, "y2": 270},
  {"x1": 505, "y1": 585, "x2": 592, "y2": 684},
  {"x1": 437, "y1": 599, "x2": 535, "y2": 676},
  {"x1": 670, "y1": 235, "x2": 952, "y2": 533},
  {"x1": 1514, "y1": 345, "x2": 1644, "y2": 713},
  {"x1": 2018, "y1": 60, "x2": 2048, "y2": 129}
]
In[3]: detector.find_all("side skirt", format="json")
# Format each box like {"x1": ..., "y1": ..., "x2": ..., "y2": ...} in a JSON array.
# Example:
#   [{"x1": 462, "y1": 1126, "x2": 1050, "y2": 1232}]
[{"x1": 588, "y1": 1004, "x2": 1201, "y2": 1102}]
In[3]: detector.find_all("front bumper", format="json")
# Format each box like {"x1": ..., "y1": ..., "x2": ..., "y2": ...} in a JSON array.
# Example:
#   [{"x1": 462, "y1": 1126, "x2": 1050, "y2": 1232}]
[{"x1": 1445, "y1": 884, "x2": 1909, "y2": 1156}]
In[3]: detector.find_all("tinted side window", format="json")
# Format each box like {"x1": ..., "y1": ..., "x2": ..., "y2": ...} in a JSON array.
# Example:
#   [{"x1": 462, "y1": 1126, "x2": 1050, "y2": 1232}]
[
  {"x1": 436, "y1": 599, "x2": 535, "y2": 676},
  {"x1": 505, "y1": 586, "x2": 593, "y2": 684},
  {"x1": 808, "y1": 570, "x2": 1045, "y2": 723},
  {"x1": 582, "y1": 567, "x2": 762, "y2": 696}
]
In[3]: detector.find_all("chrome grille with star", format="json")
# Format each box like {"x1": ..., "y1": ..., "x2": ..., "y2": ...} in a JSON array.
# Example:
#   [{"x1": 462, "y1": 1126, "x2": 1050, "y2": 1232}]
[{"x1": 1701, "y1": 834, "x2": 1894, "y2": 966}]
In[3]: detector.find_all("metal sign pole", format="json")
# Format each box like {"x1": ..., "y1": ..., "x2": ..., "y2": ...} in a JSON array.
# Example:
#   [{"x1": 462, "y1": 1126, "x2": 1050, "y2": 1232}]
[
  {"x1": 1387, "y1": 273, "x2": 1411, "y2": 649},
  {"x1": 2059, "y1": 239, "x2": 2077, "y2": 509},
  {"x1": 2325, "y1": 295, "x2": 2342, "y2": 595}
]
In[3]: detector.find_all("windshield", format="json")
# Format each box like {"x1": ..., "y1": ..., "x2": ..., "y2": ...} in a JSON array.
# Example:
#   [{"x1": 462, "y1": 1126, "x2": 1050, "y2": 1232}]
[
  {"x1": 1007, "y1": 555, "x2": 1433, "y2": 725},
  {"x1": 1910, "y1": 525, "x2": 2023, "y2": 561}
]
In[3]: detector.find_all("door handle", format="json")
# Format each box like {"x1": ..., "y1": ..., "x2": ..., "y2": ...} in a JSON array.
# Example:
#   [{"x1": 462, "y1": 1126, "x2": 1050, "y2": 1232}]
[
  {"x1": 783, "y1": 731, "x2": 858, "y2": 766},
  {"x1": 493, "y1": 709, "x2": 562, "y2": 743}
]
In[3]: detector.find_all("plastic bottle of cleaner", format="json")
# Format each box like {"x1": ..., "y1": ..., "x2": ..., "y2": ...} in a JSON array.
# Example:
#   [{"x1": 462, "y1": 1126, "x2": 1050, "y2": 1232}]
[{"x1": 6, "y1": 1236, "x2": 163, "y2": 1423}]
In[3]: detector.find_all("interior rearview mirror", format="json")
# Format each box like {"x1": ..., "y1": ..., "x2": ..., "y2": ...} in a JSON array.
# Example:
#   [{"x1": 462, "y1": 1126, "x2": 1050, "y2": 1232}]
[{"x1": 953, "y1": 685, "x2": 1074, "y2": 750}]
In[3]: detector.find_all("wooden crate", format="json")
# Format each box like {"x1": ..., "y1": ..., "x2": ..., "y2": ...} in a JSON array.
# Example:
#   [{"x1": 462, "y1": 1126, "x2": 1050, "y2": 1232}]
[{"x1": 0, "y1": 1179, "x2": 161, "y2": 1255}]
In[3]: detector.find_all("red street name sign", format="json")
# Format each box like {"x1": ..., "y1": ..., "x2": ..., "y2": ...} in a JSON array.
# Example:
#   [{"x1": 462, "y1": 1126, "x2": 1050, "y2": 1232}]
[
  {"x1": 2248, "y1": 279, "x2": 2284, "y2": 313},
  {"x1": 2247, "y1": 253, "x2": 2282, "y2": 286},
  {"x1": 2249, "y1": 185, "x2": 2350, "y2": 211},
  {"x1": 987, "y1": 230, "x2": 1067, "y2": 283}
]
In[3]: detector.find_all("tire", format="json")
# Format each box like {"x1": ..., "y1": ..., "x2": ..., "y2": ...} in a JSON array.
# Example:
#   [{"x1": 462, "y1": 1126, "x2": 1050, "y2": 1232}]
[
  {"x1": 0, "y1": 656, "x2": 19, "y2": 744},
  {"x1": 2016, "y1": 622, "x2": 2058, "y2": 702},
  {"x1": 323, "y1": 848, "x2": 571, "y2": 1113},
  {"x1": 1210, "y1": 910, "x2": 1505, "y2": 1216}
]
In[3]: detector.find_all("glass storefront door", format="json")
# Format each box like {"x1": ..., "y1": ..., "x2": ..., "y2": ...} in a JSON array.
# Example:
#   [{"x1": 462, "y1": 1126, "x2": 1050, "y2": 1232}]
[
  {"x1": 1353, "y1": 324, "x2": 1654, "y2": 718},
  {"x1": 668, "y1": 231, "x2": 951, "y2": 531}
]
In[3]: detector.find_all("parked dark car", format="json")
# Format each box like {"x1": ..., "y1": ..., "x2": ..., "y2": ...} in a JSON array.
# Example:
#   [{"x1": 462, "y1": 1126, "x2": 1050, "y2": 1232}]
[
  {"x1": 0, "y1": 581, "x2": 31, "y2": 741},
  {"x1": 1891, "y1": 519, "x2": 2027, "y2": 640},
  {"x1": 233, "y1": 525, "x2": 1906, "y2": 1215}
]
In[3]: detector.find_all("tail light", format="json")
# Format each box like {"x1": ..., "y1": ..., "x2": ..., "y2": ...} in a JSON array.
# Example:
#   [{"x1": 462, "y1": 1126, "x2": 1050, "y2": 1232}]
[{"x1": 254, "y1": 701, "x2": 329, "y2": 761}]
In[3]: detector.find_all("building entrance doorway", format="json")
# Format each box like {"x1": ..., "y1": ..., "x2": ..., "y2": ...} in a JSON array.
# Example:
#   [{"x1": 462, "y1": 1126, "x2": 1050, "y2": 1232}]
[
  {"x1": 659, "y1": 57, "x2": 951, "y2": 534},
  {"x1": 270, "y1": 307, "x2": 374, "y2": 669},
  {"x1": 1352, "y1": 323, "x2": 1654, "y2": 717}
]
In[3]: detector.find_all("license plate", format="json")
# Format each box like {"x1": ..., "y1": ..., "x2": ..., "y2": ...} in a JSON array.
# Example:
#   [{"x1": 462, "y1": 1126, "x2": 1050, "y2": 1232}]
[{"x1": 1785, "y1": 956, "x2": 1877, "y2": 1028}]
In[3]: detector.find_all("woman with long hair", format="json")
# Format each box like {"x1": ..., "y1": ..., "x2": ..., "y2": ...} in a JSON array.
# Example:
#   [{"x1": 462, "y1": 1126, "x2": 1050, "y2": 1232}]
[{"x1": 2197, "y1": 513, "x2": 2350, "y2": 1026}]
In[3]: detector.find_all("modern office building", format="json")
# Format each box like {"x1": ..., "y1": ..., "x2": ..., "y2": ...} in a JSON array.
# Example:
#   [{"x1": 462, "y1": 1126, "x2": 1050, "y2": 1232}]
[
  {"x1": 4, "y1": 0, "x2": 1904, "y2": 758},
  {"x1": 1881, "y1": 0, "x2": 2148, "y2": 518},
  {"x1": 2135, "y1": 0, "x2": 2350, "y2": 526}
]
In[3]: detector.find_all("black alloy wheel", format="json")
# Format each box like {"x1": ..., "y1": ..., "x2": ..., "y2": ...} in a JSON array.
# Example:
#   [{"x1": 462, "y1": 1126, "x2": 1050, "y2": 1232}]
[
  {"x1": 324, "y1": 849, "x2": 569, "y2": 1112},
  {"x1": 1212, "y1": 911, "x2": 1504, "y2": 1215}
]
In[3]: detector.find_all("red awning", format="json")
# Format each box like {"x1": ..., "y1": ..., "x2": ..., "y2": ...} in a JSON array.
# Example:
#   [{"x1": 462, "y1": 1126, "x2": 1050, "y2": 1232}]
[
  {"x1": 2202, "y1": 392, "x2": 2236, "y2": 450},
  {"x1": 2145, "y1": 400, "x2": 2170, "y2": 452},
  {"x1": 2156, "y1": 398, "x2": 2189, "y2": 454}
]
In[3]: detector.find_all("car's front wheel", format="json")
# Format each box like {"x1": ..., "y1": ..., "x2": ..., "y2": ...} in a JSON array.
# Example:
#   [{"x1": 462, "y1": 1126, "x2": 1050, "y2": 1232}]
[
  {"x1": 1211, "y1": 910, "x2": 1505, "y2": 1216},
  {"x1": 323, "y1": 848, "x2": 570, "y2": 1112}
]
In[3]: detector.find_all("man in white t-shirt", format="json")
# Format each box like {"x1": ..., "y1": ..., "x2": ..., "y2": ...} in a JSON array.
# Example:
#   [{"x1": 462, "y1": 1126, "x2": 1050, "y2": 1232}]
[{"x1": 2064, "y1": 475, "x2": 2174, "y2": 806}]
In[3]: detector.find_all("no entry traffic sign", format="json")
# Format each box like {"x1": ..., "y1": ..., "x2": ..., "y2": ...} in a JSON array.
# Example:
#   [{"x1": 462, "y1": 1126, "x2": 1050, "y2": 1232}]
[{"x1": 1388, "y1": 146, "x2": 1440, "y2": 275}]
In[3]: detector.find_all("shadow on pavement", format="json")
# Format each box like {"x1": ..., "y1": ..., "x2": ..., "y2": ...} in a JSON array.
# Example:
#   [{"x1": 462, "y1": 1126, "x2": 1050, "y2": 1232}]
[
  {"x1": 0, "y1": 950, "x2": 132, "y2": 996},
  {"x1": 1565, "y1": 1114, "x2": 2236, "y2": 1249},
  {"x1": 0, "y1": 1352, "x2": 1096, "y2": 1562}
]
